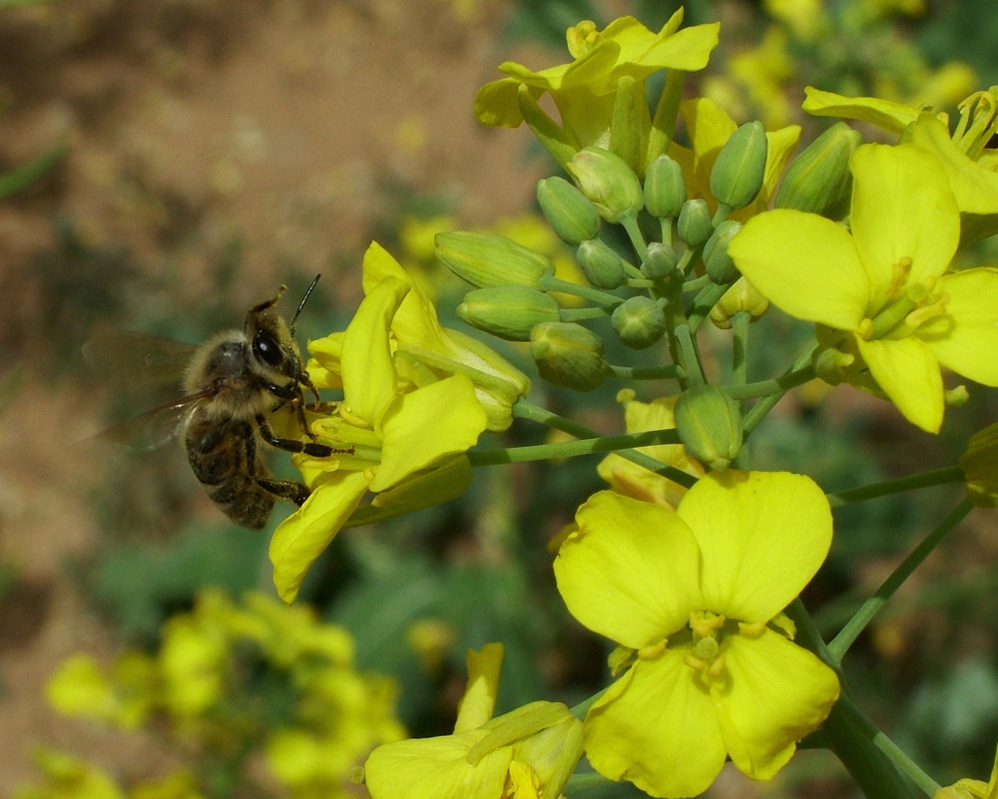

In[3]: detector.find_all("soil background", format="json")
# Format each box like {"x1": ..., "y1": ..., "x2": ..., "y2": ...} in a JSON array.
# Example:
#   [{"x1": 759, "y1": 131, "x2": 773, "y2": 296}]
[{"x1": 0, "y1": 0, "x2": 550, "y2": 791}]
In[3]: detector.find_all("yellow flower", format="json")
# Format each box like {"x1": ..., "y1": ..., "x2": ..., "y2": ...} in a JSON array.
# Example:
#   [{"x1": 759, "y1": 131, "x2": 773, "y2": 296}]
[
  {"x1": 14, "y1": 749, "x2": 125, "y2": 799},
  {"x1": 935, "y1": 743, "x2": 998, "y2": 799},
  {"x1": 554, "y1": 472, "x2": 840, "y2": 798},
  {"x1": 730, "y1": 143, "x2": 998, "y2": 433},
  {"x1": 364, "y1": 643, "x2": 583, "y2": 799},
  {"x1": 46, "y1": 652, "x2": 156, "y2": 730},
  {"x1": 476, "y1": 11, "x2": 719, "y2": 169},
  {"x1": 271, "y1": 260, "x2": 490, "y2": 602},
  {"x1": 596, "y1": 390, "x2": 704, "y2": 509}
]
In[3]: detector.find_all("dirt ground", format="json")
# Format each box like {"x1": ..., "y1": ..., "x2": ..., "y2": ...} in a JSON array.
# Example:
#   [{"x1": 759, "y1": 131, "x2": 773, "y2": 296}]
[{"x1": 0, "y1": 0, "x2": 548, "y2": 791}]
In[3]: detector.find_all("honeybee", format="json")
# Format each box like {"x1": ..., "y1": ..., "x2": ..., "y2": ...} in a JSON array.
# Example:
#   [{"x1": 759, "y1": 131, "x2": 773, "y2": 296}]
[{"x1": 84, "y1": 276, "x2": 344, "y2": 529}]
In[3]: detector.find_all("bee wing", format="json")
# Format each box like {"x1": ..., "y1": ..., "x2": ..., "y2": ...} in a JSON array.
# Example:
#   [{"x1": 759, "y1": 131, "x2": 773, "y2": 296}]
[
  {"x1": 94, "y1": 391, "x2": 212, "y2": 452},
  {"x1": 83, "y1": 331, "x2": 198, "y2": 390}
]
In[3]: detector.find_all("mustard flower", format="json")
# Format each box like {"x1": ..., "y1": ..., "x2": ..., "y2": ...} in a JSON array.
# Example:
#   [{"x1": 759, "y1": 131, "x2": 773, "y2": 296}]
[
  {"x1": 935, "y1": 744, "x2": 998, "y2": 799},
  {"x1": 596, "y1": 390, "x2": 704, "y2": 509},
  {"x1": 668, "y1": 96, "x2": 800, "y2": 218},
  {"x1": 476, "y1": 10, "x2": 719, "y2": 169},
  {"x1": 271, "y1": 267, "x2": 490, "y2": 603},
  {"x1": 730, "y1": 143, "x2": 998, "y2": 433},
  {"x1": 46, "y1": 651, "x2": 156, "y2": 729},
  {"x1": 555, "y1": 472, "x2": 839, "y2": 798},
  {"x1": 14, "y1": 750, "x2": 125, "y2": 799},
  {"x1": 364, "y1": 643, "x2": 583, "y2": 799}
]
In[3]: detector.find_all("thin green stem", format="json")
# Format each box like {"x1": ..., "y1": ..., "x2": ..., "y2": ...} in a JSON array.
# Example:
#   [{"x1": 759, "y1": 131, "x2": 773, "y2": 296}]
[
  {"x1": 730, "y1": 311, "x2": 750, "y2": 388},
  {"x1": 722, "y1": 362, "x2": 817, "y2": 400},
  {"x1": 828, "y1": 498, "x2": 973, "y2": 662},
  {"x1": 826, "y1": 466, "x2": 964, "y2": 507},
  {"x1": 620, "y1": 211, "x2": 648, "y2": 263},
  {"x1": 607, "y1": 363, "x2": 684, "y2": 381},
  {"x1": 560, "y1": 306, "x2": 613, "y2": 323},
  {"x1": 674, "y1": 324, "x2": 705, "y2": 385},
  {"x1": 742, "y1": 347, "x2": 817, "y2": 435},
  {"x1": 538, "y1": 275, "x2": 621, "y2": 308},
  {"x1": 467, "y1": 428, "x2": 681, "y2": 466},
  {"x1": 686, "y1": 282, "x2": 729, "y2": 332}
]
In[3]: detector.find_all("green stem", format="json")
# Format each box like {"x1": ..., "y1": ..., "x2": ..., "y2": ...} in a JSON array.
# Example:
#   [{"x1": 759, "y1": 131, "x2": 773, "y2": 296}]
[
  {"x1": 674, "y1": 324, "x2": 705, "y2": 385},
  {"x1": 564, "y1": 771, "x2": 619, "y2": 794},
  {"x1": 826, "y1": 466, "x2": 964, "y2": 507},
  {"x1": 560, "y1": 306, "x2": 613, "y2": 323},
  {"x1": 742, "y1": 347, "x2": 817, "y2": 435},
  {"x1": 686, "y1": 282, "x2": 729, "y2": 332},
  {"x1": 538, "y1": 274, "x2": 621, "y2": 308},
  {"x1": 828, "y1": 498, "x2": 973, "y2": 662},
  {"x1": 607, "y1": 363, "x2": 684, "y2": 381},
  {"x1": 722, "y1": 362, "x2": 817, "y2": 400},
  {"x1": 467, "y1": 428, "x2": 681, "y2": 466},
  {"x1": 620, "y1": 211, "x2": 648, "y2": 263},
  {"x1": 511, "y1": 399, "x2": 698, "y2": 488}
]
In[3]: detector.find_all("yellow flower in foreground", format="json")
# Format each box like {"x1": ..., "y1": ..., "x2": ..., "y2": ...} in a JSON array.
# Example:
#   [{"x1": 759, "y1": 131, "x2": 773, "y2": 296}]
[
  {"x1": 596, "y1": 390, "x2": 704, "y2": 509},
  {"x1": 555, "y1": 472, "x2": 839, "y2": 798},
  {"x1": 935, "y1": 743, "x2": 998, "y2": 799},
  {"x1": 271, "y1": 266, "x2": 489, "y2": 602},
  {"x1": 14, "y1": 750, "x2": 125, "y2": 799},
  {"x1": 364, "y1": 643, "x2": 583, "y2": 799},
  {"x1": 730, "y1": 143, "x2": 998, "y2": 433}
]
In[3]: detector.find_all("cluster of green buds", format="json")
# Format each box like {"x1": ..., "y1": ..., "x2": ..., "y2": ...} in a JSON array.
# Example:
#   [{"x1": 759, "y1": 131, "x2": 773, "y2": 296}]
[{"x1": 435, "y1": 116, "x2": 859, "y2": 466}]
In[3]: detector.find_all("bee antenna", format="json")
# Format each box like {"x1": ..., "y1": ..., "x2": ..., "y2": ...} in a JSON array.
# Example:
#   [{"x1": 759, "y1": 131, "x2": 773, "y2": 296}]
[{"x1": 291, "y1": 274, "x2": 321, "y2": 332}]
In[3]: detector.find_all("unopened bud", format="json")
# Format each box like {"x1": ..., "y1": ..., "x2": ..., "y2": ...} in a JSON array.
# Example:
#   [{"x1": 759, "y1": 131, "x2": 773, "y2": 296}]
[
  {"x1": 566, "y1": 147, "x2": 644, "y2": 223},
  {"x1": 643, "y1": 154, "x2": 687, "y2": 219},
  {"x1": 641, "y1": 242, "x2": 679, "y2": 279},
  {"x1": 435, "y1": 231, "x2": 554, "y2": 288},
  {"x1": 576, "y1": 239, "x2": 627, "y2": 289},
  {"x1": 703, "y1": 220, "x2": 742, "y2": 285},
  {"x1": 611, "y1": 296, "x2": 667, "y2": 349},
  {"x1": 710, "y1": 121, "x2": 768, "y2": 210},
  {"x1": 709, "y1": 277, "x2": 770, "y2": 329},
  {"x1": 674, "y1": 384, "x2": 742, "y2": 470},
  {"x1": 531, "y1": 322, "x2": 608, "y2": 392},
  {"x1": 537, "y1": 176, "x2": 601, "y2": 245},
  {"x1": 677, "y1": 198, "x2": 713, "y2": 247},
  {"x1": 775, "y1": 122, "x2": 860, "y2": 218},
  {"x1": 458, "y1": 286, "x2": 561, "y2": 341}
]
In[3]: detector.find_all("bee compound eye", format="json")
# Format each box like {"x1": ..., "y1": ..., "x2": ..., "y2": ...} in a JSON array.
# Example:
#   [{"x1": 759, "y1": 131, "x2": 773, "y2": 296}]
[{"x1": 252, "y1": 330, "x2": 284, "y2": 367}]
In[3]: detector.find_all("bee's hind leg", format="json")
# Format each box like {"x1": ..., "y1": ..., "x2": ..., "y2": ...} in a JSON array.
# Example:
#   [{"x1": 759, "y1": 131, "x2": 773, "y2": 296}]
[{"x1": 256, "y1": 476, "x2": 312, "y2": 507}]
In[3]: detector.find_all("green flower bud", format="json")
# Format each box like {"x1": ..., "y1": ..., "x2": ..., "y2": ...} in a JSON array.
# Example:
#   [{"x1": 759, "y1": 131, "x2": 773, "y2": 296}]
[
  {"x1": 674, "y1": 384, "x2": 742, "y2": 470},
  {"x1": 703, "y1": 220, "x2": 742, "y2": 285},
  {"x1": 566, "y1": 146, "x2": 644, "y2": 223},
  {"x1": 641, "y1": 241, "x2": 679, "y2": 279},
  {"x1": 435, "y1": 231, "x2": 554, "y2": 288},
  {"x1": 677, "y1": 198, "x2": 713, "y2": 247},
  {"x1": 643, "y1": 154, "x2": 686, "y2": 219},
  {"x1": 457, "y1": 286, "x2": 561, "y2": 341},
  {"x1": 709, "y1": 277, "x2": 770, "y2": 329},
  {"x1": 576, "y1": 239, "x2": 627, "y2": 289},
  {"x1": 611, "y1": 296, "x2": 667, "y2": 349},
  {"x1": 537, "y1": 176, "x2": 601, "y2": 245},
  {"x1": 530, "y1": 322, "x2": 608, "y2": 392},
  {"x1": 774, "y1": 122, "x2": 861, "y2": 218},
  {"x1": 709, "y1": 121, "x2": 768, "y2": 210}
]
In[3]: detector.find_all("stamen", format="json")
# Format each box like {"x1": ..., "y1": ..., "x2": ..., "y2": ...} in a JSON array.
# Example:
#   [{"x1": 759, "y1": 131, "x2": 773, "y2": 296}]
[{"x1": 955, "y1": 88, "x2": 998, "y2": 160}]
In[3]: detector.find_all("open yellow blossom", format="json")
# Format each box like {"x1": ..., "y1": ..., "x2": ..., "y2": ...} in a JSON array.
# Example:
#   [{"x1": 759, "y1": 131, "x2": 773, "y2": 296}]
[{"x1": 555, "y1": 472, "x2": 840, "y2": 798}]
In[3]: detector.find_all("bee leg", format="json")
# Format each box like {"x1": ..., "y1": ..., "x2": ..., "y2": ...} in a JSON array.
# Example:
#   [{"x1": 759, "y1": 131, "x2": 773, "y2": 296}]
[
  {"x1": 255, "y1": 476, "x2": 312, "y2": 507},
  {"x1": 255, "y1": 414, "x2": 353, "y2": 457}
]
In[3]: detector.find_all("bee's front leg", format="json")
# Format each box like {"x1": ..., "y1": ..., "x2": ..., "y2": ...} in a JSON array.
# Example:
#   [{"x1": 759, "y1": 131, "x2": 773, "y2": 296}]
[{"x1": 255, "y1": 414, "x2": 352, "y2": 457}]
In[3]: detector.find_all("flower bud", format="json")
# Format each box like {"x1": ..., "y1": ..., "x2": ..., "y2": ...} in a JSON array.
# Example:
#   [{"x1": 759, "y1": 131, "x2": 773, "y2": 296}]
[
  {"x1": 530, "y1": 322, "x2": 608, "y2": 392},
  {"x1": 774, "y1": 122, "x2": 861, "y2": 218},
  {"x1": 703, "y1": 220, "x2": 742, "y2": 285},
  {"x1": 457, "y1": 286, "x2": 561, "y2": 341},
  {"x1": 674, "y1": 384, "x2": 742, "y2": 470},
  {"x1": 566, "y1": 146, "x2": 644, "y2": 223},
  {"x1": 677, "y1": 198, "x2": 713, "y2": 247},
  {"x1": 576, "y1": 239, "x2": 627, "y2": 289},
  {"x1": 537, "y1": 176, "x2": 601, "y2": 245},
  {"x1": 709, "y1": 121, "x2": 768, "y2": 210},
  {"x1": 643, "y1": 154, "x2": 687, "y2": 219},
  {"x1": 960, "y1": 421, "x2": 998, "y2": 508},
  {"x1": 709, "y1": 277, "x2": 770, "y2": 329},
  {"x1": 641, "y1": 241, "x2": 679, "y2": 279},
  {"x1": 611, "y1": 296, "x2": 667, "y2": 349},
  {"x1": 435, "y1": 231, "x2": 554, "y2": 288}
]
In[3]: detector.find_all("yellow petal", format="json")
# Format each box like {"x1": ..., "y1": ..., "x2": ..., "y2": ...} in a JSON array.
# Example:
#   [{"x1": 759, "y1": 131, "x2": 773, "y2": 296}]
[
  {"x1": 365, "y1": 731, "x2": 510, "y2": 799},
  {"x1": 924, "y1": 268, "x2": 998, "y2": 386},
  {"x1": 713, "y1": 630, "x2": 840, "y2": 780},
  {"x1": 849, "y1": 145, "x2": 959, "y2": 295},
  {"x1": 855, "y1": 336, "x2": 944, "y2": 433},
  {"x1": 555, "y1": 491, "x2": 701, "y2": 649},
  {"x1": 372, "y1": 375, "x2": 487, "y2": 492},
  {"x1": 677, "y1": 471, "x2": 833, "y2": 621},
  {"x1": 584, "y1": 651, "x2": 727, "y2": 798},
  {"x1": 802, "y1": 87, "x2": 921, "y2": 134},
  {"x1": 455, "y1": 643, "x2": 503, "y2": 732},
  {"x1": 729, "y1": 209, "x2": 869, "y2": 329},
  {"x1": 269, "y1": 471, "x2": 370, "y2": 603}
]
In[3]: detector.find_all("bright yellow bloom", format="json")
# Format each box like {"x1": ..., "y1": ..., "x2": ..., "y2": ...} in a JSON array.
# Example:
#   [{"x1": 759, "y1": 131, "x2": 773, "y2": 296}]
[
  {"x1": 596, "y1": 390, "x2": 704, "y2": 509},
  {"x1": 730, "y1": 143, "x2": 998, "y2": 433},
  {"x1": 14, "y1": 749, "x2": 125, "y2": 799},
  {"x1": 364, "y1": 643, "x2": 583, "y2": 799},
  {"x1": 270, "y1": 251, "x2": 492, "y2": 602},
  {"x1": 668, "y1": 96, "x2": 800, "y2": 218},
  {"x1": 46, "y1": 652, "x2": 156, "y2": 730},
  {"x1": 555, "y1": 472, "x2": 839, "y2": 798},
  {"x1": 935, "y1": 743, "x2": 998, "y2": 799},
  {"x1": 476, "y1": 10, "x2": 719, "y2": 168}
]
